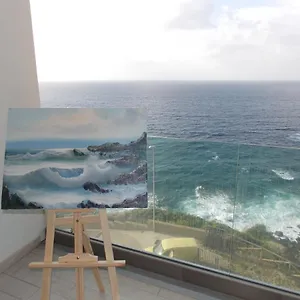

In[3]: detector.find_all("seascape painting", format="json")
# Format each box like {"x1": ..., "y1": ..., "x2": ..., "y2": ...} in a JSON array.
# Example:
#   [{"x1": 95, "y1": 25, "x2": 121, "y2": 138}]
[{"x1": 1, "y1": 108, "x2": 147, "y2": 210}]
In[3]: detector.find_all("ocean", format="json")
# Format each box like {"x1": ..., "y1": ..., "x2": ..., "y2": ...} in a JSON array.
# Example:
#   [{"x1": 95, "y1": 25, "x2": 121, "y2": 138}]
[{"x1": 39, "y1": 81, "x2": 300, "y2": 240}]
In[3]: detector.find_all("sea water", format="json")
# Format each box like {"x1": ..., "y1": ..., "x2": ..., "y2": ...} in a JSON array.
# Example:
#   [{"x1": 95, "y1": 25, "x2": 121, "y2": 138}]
[{"x1": 39, "y1": 81, "x2": 300, "y2": 240}]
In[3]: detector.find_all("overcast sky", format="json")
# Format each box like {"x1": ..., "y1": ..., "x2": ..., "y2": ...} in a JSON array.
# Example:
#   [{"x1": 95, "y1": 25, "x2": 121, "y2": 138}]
[
  {"x1": 29, "y1": 0, "x2": 300, "y2": 81},
  {"x1": 6, "y1": 108, "x2": 146, "y2": 141}
]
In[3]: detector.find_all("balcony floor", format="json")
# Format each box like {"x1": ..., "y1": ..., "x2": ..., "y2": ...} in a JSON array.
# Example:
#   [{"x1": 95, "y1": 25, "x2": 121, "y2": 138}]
[{"x1": 0, "y1": 242, "x2": 241, "y2": 300}]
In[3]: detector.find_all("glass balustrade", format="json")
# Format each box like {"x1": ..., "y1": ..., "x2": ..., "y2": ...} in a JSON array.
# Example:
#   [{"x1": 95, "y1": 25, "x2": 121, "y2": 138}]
[{"x1": 56, "y1": 136, "x2": 300, "y2": 293}]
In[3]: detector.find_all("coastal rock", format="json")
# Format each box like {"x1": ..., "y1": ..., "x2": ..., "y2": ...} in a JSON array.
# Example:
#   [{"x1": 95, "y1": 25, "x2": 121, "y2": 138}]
[
  {"x1": 1, "y1": 185, "x2": 42, "y2": 209},
  {"x1": 128, "y1": 132, "x2": 147, "y2": 151},
  {"x1": 112, "y1": 193, "x2": 147, "y2": 208},
  {"x1": 73, "y1": 149, "x2": 85, "y2": 156},
  {"x1": 136, "y1": 131, "x2": 147, "y2": 144},
  {"x1": 10, "y1": 193, "x2": 28, "y2": 208},
  {"x1": 88, "y1": 142, "x2": 128, "y2": 153},
  {"x1": 28, "y1": 202, "x2": 43, "y2": 209},
  {"x1": 83, "y1": 181, "x2": 110, "y2": 193},
  {"x1": 1, "y1": 185, "x2": 10, "y2": 209},
  {"x1": 106, "y1": 155, "x2": 139, "y2": 167},
  {"x1": 108, "y1": 163, "x2": 147, "y2": 185},
  {"x1": 77, "y1": 200, "x2": 110, "y2": 209},
  {"x1": 275, "y1": 231, "x2": 284, "y2": 237},
  {"x1": 87, "y1": 132, "x2": 147, "y2": 153}
]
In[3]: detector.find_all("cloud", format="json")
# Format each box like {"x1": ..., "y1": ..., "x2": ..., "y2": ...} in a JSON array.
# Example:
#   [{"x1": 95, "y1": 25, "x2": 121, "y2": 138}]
[
  {"x1": 168, "y1": 0, "x2": 215, "y2": 30},
  {"x1": 6, "y1": 108, "x2": 147, "y2": 141},
  {"x1": 208, "y1": 2, "x2": 300, "y2": 79},
  {"x1": 29, "y1": 0, "x2": 300, "y2": 80},
  {"x1": 132, "y1": 1, "x2": 300, "y2": 80}
]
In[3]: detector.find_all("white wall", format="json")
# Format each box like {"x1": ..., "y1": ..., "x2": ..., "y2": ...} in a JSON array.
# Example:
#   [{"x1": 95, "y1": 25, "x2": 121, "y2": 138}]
[{"x1": 0, "y1": 0, "x2": 45, "y2": 263}]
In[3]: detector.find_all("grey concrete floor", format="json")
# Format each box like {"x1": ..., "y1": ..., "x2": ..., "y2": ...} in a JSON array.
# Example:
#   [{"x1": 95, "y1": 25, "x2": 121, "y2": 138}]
[{"x1": 0, "y1": 243, "x2": 241, "y2": 300}]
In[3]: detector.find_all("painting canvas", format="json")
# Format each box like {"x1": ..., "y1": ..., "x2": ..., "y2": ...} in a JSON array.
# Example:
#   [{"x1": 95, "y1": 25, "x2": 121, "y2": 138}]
[{"x1": 1, "y1": 108, "x2": 147, "y2": 210}]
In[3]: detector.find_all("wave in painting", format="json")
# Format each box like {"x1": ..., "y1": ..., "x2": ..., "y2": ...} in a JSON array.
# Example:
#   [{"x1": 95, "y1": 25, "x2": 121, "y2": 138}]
[{"x1": 2, "y1": 132, "x2": 148, "y2": 209}]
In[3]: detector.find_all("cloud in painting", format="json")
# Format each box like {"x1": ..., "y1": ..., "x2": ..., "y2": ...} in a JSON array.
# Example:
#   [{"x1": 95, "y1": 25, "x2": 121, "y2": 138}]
[{"x1": 6, "y1": 108, "x2": 147, "y2": 141}]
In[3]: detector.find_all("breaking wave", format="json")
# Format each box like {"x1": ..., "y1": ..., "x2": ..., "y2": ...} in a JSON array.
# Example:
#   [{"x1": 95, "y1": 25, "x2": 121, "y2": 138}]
[
  {"x1": 272, "y1": 169, "x2": 294, "y2": 181},
  {"x1": 5, "y1": 148, "x2": 89, "y2": 161},
  {"x1": 4, "y1": 156, "x2": 122, "y2": 189},
  {"x1": 181, "y1": 185, "x2": 300, "y2": 241}
]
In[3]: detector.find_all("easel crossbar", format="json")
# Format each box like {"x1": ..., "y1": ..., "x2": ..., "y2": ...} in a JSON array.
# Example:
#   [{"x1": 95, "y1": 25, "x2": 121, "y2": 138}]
[
  {"x1": 55, "y1": 215, "x2": 100, "y2": 226},
  {"x1": 29, "y1": 260, "x2": 125, "y2": 268}
]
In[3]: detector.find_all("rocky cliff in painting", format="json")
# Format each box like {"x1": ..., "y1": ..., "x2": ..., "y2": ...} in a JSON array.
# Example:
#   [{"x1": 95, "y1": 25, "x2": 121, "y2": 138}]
[
  {"x1": 2, "y1": 185, "x2": 42, "y2": 209},
  {"x1": 81, "y1": 131, "x2": 148, "y2": 208},
  {"x1": 87, "y1": 132, "x2": 147, "y2": 153},
  {"x1": 108, "y1": 163, "x2": 147, "y2": 185}
]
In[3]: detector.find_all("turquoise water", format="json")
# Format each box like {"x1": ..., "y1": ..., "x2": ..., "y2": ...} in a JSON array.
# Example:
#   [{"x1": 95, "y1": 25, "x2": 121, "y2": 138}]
[{"x1": 147, "y1": 137, "x2": 300, "y2": 240}]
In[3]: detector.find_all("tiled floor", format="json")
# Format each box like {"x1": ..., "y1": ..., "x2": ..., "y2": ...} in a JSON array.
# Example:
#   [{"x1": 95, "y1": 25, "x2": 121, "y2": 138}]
[{"x1": 0, "y1": 243, "x2": 241, "y2": 300}]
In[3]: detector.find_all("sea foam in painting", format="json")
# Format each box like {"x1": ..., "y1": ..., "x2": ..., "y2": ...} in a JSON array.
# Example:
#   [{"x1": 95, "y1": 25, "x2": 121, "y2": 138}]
[{"x1": 1, "y1": 108, "x2": 147, "y2": 210}]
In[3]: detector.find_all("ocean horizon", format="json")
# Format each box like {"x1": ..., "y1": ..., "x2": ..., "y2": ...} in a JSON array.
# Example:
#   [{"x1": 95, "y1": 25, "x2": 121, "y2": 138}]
[{"x1": 37, "y1": 81, "x2": 300, "y2": 241}]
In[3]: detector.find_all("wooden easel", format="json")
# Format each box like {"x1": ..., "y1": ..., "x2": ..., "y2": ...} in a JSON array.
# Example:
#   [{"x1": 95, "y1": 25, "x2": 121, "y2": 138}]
[{"x1": 29, "y1": 209, "x2": 125, "y2": 300}]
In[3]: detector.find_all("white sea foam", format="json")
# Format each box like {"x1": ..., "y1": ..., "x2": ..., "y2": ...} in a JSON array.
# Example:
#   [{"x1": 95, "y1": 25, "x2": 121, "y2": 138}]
[
  {"x1": 272, "y1": 169, "x2": 294, "y2": 181},
  {"x1": 288, "y1": 132, "x2": 300, "y2": 142},
  {"x1": 4, "y1": 156, "x2": 124, "y2": 189},
  {"x1": 182, "y1": 185, "x2": 300, "y2": 241}
]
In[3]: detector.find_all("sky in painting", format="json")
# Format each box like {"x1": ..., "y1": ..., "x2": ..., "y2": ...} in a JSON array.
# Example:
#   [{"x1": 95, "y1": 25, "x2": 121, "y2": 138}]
[
  {"x1": 29, "y1": 0, "x2": 300, "y2": 81},
  {"x1": 6, "y1": 108, "x2": 147, "y2": 141}
]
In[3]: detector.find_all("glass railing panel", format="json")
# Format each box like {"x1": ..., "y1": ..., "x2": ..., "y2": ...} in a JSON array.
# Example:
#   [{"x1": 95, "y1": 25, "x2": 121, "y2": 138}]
[
  {"x1": 232, "y1": 143, "x2": 300, "y2": 291},
  {"x1": 53, "y1": 136, "x2": 300, "y2": 294},
  {"x1": 102, "y1": 137, "x2": 240, "y2": 272}
]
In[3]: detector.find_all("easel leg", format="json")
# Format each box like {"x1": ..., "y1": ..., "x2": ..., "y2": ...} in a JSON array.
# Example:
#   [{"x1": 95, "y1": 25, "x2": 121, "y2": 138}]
[
  {"x1": 29, "y1": 209, "x2": 124, "y2": 300},
  {"x1": 73, "y1": 212, "x2": 85, "y2": 300},
  {"x1": 82, "y1": 224, "x2": 105, "y2": 292},
  {"x1": 41, "y1": 211, "x2": 56, "y2": 300},
  {"x1": 99, "y1": 209, "x2": 120, "y2": 300}
]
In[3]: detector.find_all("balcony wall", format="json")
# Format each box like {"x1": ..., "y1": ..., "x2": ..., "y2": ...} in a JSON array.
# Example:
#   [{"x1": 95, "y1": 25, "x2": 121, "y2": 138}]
[{"x1": 0, "y1": 0, "x2": 45, "y2": 266}]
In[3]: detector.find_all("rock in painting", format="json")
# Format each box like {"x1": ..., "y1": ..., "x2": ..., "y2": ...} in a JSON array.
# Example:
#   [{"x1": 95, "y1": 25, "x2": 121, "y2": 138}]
[
  {"x1": 109, "y1": 163, "x2": 147, "y2": 185},
  {"x1": 87, "y1": 132, "x2": 147, "y2": 153},
  {"x1": 1, "y1": 185, "x2": 42, "y2": 209},
  {"x1": 83, "y1": 182, "x2": 110, "y2": 193},
  {"x1": 112, "y1": 193, "x2": 148, "y2": 208},
  {"x1": 106, "y1": 155, "x2": 139, "y2": 167},
  {"x1": 77, "y1": 200, "x2": 110, "y2": 209},
  {"x1": 73, "y1": 149, "x2": 86, "y2": 156}
]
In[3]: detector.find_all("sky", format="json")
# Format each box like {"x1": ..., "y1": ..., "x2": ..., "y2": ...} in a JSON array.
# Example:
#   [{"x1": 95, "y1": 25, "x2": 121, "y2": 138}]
[
  {"x1": 29, "y1": 0, "x2": 300, "y2": 81},
  {"x1": 6, "y1": 108, "x2": 147, "y2": 141}
]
